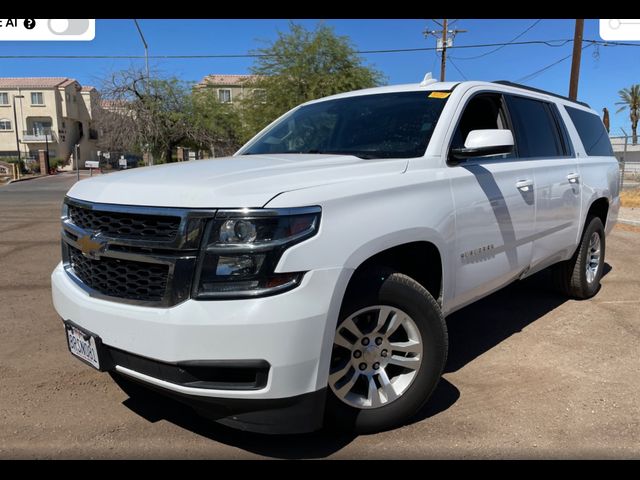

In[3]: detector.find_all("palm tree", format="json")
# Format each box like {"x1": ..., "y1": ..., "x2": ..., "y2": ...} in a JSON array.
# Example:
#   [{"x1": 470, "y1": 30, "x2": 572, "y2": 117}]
[{"x1": 616, "y1": 84, "x2": 640, "y2": 145}]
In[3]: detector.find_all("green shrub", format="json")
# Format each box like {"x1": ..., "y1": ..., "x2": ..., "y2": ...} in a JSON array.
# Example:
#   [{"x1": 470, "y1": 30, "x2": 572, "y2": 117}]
[
  {"x1": 49, "y1": 158, "x2": 66, "y2": 171},
  {"x1": 6, "y1": 158, "x2": 25, "y2": 173}
]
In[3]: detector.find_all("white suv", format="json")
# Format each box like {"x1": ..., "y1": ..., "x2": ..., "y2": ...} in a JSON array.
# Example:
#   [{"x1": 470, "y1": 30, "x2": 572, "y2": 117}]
[{"x1": 51, "y1": 79, "x2": 619, "y2": 434}]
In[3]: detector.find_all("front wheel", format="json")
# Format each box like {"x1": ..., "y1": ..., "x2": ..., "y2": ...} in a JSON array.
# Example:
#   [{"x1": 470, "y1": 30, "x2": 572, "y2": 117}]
[{"x1": 325, "y1": 271, "x2": 448, "y2": 434}]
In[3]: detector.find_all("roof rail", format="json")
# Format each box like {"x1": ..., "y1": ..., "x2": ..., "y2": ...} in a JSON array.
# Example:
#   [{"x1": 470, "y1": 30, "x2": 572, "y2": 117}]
[{"x1": 493, "y1": 80, "x2": 591, "y2": 108}]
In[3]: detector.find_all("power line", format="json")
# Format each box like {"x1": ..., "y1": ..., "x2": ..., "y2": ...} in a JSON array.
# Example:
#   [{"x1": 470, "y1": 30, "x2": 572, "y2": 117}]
[
  {"x1": 0, "y1": 38, "x2": 633, "y2": 61},
  {"x1": 516, "y1": 42, "x2": 594, "y2": 83},
  {"x1": 448, "y1": 57, "x2": 468, "y2": 80},
  {"x1": 451, "y1": 19, "x2": 541, "y2": 60}
]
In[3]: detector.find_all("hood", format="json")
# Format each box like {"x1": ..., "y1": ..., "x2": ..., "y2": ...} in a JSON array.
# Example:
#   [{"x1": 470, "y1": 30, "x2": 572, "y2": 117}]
[{"x1": 66, "y1": 154, "x2": 408, "y2": 208}]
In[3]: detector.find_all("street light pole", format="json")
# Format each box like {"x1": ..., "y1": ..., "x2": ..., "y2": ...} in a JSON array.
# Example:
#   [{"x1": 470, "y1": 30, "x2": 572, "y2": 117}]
[
  {"x1": 133, "y1": 19, "x2": 150, "y2": 90},
  {"x1": 133, "y1": 19, "x2": 153, "y2": 166},
  {"x1": 44, "y1": 128, "x2": 50, "y2": 174},
  {"x1": 12, "y1": 94, "x2": 24, "y2": 168}
]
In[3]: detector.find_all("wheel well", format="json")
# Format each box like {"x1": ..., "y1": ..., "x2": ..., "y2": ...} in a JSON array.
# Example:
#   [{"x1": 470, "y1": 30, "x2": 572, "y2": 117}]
[
  {"x1": 587, "y1": 197, "x2": 609, "y2": 226},
  {"x1": 347, "y1": 242, "x2": 442, "y2": 302}
]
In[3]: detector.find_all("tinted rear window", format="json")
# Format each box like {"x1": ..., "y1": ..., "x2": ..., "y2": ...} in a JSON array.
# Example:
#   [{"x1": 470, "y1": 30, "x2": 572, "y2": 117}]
[
  {"x1": 505, "y1": 95, "x2": 565, "y2": 158},
  {"x1": 565, "y1": 106, "x2": 614, "y2": 157}
]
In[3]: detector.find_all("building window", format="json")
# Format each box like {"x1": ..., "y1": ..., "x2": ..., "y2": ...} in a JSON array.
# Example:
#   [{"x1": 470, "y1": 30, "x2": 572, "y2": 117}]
[
  {"x1": 31, "y1": 92, "x2": 44, "y2": 105},
  {"x1": 65, "y1": 93, "x2": 70, "y2": 102},
  {"x1": 252, "y1": 89, "x2": 267, "y2": 104},
  {"x1": 0, "y1": 119, "x2": 11, "y2": 131},
  {"x1": 0, "y1": 93, "x2": 8, "y2": 105},
  {"x1": 218, "y1": 89, "x2": 232, "y2": 103}
]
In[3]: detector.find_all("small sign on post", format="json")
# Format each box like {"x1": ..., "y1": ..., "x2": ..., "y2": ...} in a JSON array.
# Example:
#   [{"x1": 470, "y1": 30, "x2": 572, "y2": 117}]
[
  {"x1": 85, "y1": 160, "x2": 100, "y2": 177},
  {"x1": 119, "y1": 156, "x2": 127, "y2": 169}
]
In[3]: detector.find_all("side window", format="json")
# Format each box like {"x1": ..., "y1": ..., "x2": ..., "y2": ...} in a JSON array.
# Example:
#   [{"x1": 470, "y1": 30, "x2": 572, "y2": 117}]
[
  {"x1": 451, "y1": 93, "x2": 509, "y2": 152},
  {"x1": 565, "y1": 106, "x2": 614, "y2": 157},
  {"x1": 505, "y1": 95, "x2": 564, "y2": 158}
]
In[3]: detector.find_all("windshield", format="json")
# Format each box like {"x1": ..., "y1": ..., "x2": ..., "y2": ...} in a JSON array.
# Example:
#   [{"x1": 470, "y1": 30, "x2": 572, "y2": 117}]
[{"x1": 239, "y1": 91, "x2": 449, "y2": 159}]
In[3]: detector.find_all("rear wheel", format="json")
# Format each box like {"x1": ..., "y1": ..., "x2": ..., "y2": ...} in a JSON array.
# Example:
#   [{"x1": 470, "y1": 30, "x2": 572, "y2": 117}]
[
  {"x1": 325, "y1": 270, "x2": 447, "y2": 434},
  {"x1": 553, "y1": 216, "x2": 605, "y2": 299}
]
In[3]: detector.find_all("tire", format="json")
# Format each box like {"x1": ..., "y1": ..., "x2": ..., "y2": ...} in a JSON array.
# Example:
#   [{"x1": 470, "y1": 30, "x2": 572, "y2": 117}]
[
  {"x1": 553, "y1": 216, "x2": 605, "y2": 299},
  {"x1": 325, "y1": 269, "x2": 448, "y2": 434}
]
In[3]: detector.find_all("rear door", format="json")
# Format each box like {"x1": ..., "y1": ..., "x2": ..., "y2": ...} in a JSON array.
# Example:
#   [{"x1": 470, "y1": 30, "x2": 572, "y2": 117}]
[
  {"x1": 447, "y1": 91, "x2": 537, "y2": 310},
  {"x1": 504, "y1": 94, "x2": 581, "y2": 273}
]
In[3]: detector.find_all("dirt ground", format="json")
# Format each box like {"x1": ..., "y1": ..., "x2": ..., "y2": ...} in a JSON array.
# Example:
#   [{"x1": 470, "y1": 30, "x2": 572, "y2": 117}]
[{"x1": 0, "y1": 174, "x2": 639, "y2": 459}]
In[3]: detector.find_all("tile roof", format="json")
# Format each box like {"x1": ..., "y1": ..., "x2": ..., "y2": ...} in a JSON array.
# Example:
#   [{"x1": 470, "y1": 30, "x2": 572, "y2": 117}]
[
  {"x1": 200, "y1": 74, "x2": 263, "y2": 86},
  {"x1": 59, "y1": 78, "x2": 78, "y2": 88},
  {"x1": 0, "y1": 77, "x2": 75, "y2": 88},
  {"x1": 81, "y1": 85, "x2": 97, "y2": 92}
]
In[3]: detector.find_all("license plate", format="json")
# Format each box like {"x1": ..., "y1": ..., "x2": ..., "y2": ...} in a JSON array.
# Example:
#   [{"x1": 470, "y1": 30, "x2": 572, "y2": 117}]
[{"x1": 65, "y1": 322, "x2": 101, "y2": 370}]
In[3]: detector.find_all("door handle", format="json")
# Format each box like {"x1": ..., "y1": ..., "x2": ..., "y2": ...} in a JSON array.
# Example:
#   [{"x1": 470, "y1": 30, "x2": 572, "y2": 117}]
[
  {"x1": 567, "y1": 173, "x2": 580, "y2": 184},
  {"x1": 516, "y1": 179, "x2": 534, "y2": 192}
]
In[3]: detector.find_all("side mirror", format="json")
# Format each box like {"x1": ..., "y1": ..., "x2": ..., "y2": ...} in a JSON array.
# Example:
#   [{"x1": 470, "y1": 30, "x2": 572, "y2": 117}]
[{"x1": 450, "y1": 129, "x2": 514, "y2": 160}]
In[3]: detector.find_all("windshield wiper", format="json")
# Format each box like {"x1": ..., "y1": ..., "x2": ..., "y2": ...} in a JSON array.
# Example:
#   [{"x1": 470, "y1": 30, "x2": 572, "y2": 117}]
[
  {"x1": 240, "y1": 150, "x2": 379, "y2": 159},
  {"x1": 311, "y1": 150, "x2": 379, "y2": 159}
]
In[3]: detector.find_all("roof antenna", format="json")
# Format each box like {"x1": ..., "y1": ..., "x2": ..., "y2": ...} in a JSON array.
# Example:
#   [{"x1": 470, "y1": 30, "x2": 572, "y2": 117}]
[{"x1": 420, "y1": 72, "x2": 438, "y2": 86}]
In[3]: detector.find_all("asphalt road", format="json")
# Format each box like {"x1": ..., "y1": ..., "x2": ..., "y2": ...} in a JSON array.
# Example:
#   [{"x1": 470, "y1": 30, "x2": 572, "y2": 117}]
[{"x1": 1, "y1": 174, "x2": 639, "y2": 459}]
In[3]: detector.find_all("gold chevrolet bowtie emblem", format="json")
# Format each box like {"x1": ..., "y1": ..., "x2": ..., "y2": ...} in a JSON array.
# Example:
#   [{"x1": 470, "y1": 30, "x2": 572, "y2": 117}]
[{"x1": 77, "y1": 234, "x2": 107, "y2": 259}]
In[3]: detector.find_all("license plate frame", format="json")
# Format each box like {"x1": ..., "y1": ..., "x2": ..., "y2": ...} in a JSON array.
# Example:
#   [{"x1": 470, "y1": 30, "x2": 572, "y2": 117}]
[{"x1": 63, "y1": 320, "x2": 109, "y2": 371}]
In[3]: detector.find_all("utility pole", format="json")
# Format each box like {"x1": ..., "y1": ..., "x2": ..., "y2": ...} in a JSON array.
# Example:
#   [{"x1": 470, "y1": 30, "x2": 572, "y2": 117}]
[
  {"x1": 424, "y1": 20, "x2": 466, "y2": 82},
  {"x1": 568, "y1": 19, "x2": 584, "y2": 101},
  {"x1": 440, "y1": 19, "x2": 448, "y2": 82}
]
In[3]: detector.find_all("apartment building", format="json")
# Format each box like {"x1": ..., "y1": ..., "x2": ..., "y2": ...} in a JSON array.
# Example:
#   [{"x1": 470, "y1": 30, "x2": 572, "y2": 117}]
[
  {"x1": 195, "y1": 74, "x2": 265, "y2": 104},
  {"x1": 0, "y1": 77, "x2": 99, "y2": 166}
]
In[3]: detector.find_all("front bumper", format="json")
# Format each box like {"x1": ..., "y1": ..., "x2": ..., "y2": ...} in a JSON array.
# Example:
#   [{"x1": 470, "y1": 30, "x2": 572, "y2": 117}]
[{"x1": 52, "y1": 262, "x2": 348, "y2": 433}]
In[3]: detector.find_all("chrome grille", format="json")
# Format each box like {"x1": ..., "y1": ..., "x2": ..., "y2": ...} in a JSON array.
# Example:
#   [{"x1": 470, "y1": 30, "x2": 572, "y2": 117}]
[
  {"x1": 69, "y1": 246, "x2": 169, "y2": 302},
  {"x1": 61, "y1": 198, "x2": 216, "y2": 307},
  {"x1": 68, "y1": 204, "x2": 180, "y2": 241}
]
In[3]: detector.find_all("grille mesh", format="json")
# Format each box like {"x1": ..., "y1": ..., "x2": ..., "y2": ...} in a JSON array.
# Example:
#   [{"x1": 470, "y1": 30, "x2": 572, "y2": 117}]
[
  {"x1": 68, "y1": 205, "x2": 180, "y2": 241},
  {"x1": 69, "y1": 246, "x2": 169, "y2": 302}
]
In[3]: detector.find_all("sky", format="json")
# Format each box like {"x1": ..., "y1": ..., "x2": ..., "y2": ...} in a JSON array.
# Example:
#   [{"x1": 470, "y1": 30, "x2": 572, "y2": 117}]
[{"x1": 1, "y1": 18, "x2": 638, "y2": 135}]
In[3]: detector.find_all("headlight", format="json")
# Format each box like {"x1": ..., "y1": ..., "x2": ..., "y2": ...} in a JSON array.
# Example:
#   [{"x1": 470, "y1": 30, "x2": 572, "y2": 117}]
[{"x1": 193, "y1": 207, "x2": 321, "y2": 299}]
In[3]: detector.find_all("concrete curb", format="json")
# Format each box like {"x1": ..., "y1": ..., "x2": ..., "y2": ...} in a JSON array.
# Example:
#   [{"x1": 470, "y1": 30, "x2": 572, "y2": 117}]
[
  {"x1": 618, "y1": 218, "x2": 640, "y2": 227},
  {"x1": 6, "y1": 175, "x2": 48, "y2": 185}
]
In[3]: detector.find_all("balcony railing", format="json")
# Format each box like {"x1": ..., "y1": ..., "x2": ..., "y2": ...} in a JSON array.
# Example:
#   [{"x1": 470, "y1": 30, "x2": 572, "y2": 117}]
[{"x1": 22, "y1": 129, "x2": 57, "y2": 143}]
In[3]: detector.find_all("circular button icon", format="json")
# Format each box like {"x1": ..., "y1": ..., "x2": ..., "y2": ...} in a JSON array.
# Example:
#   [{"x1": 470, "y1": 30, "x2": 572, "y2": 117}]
[
  {"x1": 49, "y1": 19, "x2": 70, "y2": 34},
  {"x1": 47, "y1": 19, "x2": 90, "y2": 36},
  {"x1": 23, "y1": 19, "x2": 36, "y2": 30}
]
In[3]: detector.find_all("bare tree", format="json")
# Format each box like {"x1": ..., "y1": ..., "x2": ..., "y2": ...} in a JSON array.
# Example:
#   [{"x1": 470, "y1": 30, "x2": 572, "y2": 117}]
[{"x1": 97, "y1": 68, "x2": 192, "y2": 162}]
